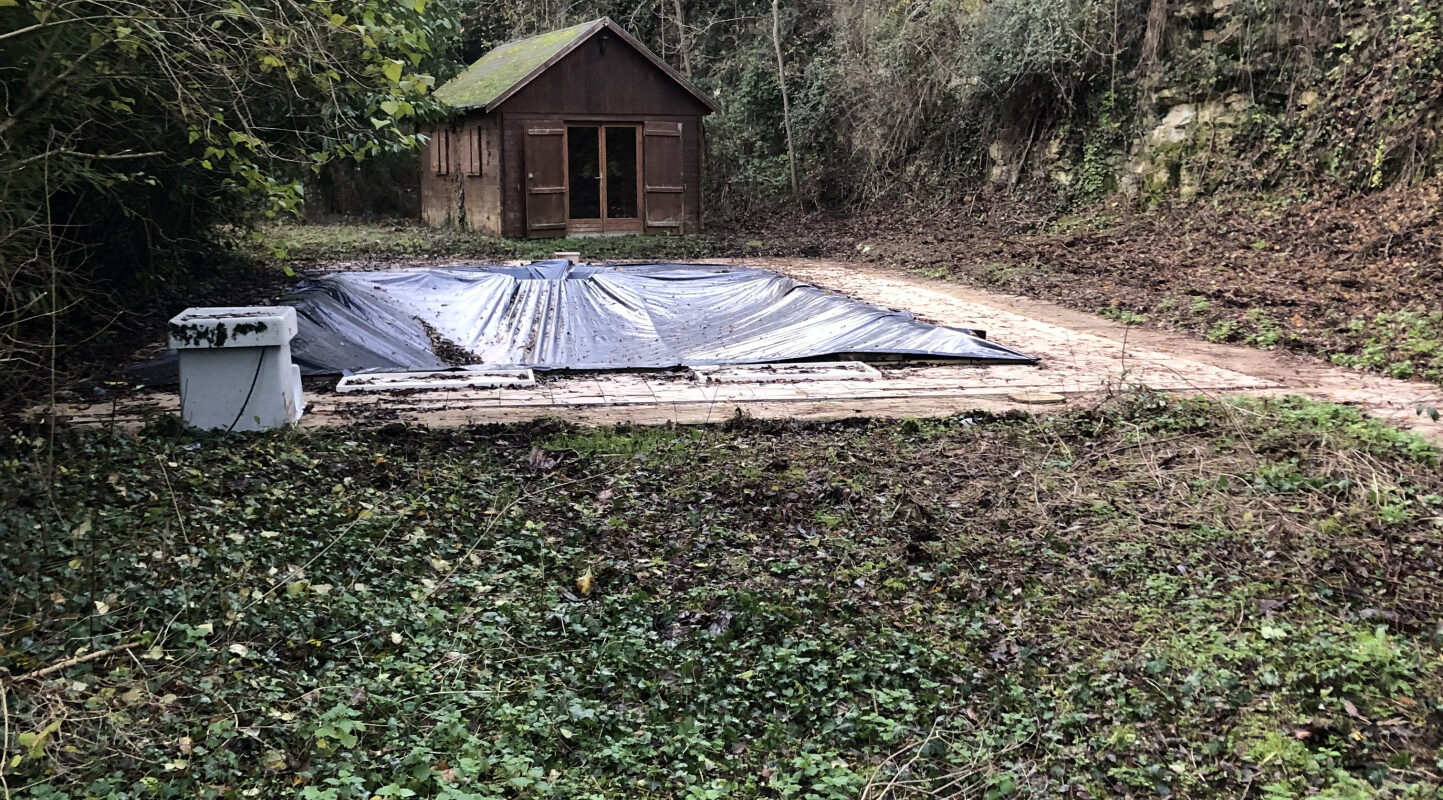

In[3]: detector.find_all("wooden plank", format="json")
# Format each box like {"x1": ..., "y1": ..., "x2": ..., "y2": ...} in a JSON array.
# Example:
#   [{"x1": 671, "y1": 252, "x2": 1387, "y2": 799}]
[
  {"x1": 524, "y1": 120, "x2": 568, "y2": 236},
  {"x1": 502, "y1": 113, "x2": 702, "y2": 238},
  {"x1": 463, "y1": 123, "x2": 482, "y2": 176},
  {"x1": 643, "y1": 121, "x2": 685, "y2": 231},
  {"x1": 464, "y1": 115, "x2": 503, "y2": 235},
  {"x1": 500, "y1": 35, "x2": 712, "y2": 117}
]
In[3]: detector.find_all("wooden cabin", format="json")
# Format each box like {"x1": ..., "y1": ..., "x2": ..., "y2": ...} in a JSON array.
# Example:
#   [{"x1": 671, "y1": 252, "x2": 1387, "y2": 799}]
[{"x1": 421, "y1": 18, "x2": 717, "y2": 238}]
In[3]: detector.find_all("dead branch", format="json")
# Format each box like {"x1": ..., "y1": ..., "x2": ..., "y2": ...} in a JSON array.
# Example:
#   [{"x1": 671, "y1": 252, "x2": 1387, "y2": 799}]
[{"x1": 10, "y1": 641, "x2": 143, "y2": 683}]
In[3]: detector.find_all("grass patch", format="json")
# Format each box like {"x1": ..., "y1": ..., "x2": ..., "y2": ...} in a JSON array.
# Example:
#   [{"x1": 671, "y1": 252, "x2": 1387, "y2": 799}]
[
  {"x1": 2, "y1": 394, "x2": 1441, "y2": 798},
  {"x1": 1099, "y1": 305, "x2": 1149, "y2": 325},
  {"x1": 1331, "y1": 309, "x2": 1443, "y2": 382},
  {"x1": 257, "y1": 222, "x2": 719, "y2": 264}
]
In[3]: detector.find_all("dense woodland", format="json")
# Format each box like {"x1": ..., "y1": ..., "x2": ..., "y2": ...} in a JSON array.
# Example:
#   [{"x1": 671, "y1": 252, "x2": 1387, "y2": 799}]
[{"x1": 366, "y1": 0, "x2": 1443, "y2": 209}]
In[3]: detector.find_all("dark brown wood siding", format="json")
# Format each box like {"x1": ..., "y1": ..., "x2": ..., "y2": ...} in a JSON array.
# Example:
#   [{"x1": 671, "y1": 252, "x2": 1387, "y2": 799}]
[
  {"x1": 499, "y1": 35, "x2": 710, "y2": 118},
  {"x1": 499, "y1": 112, "x2": 703, "y2": 237},
  {"x1": 437, "y1": 33, "x2": 710, "y2": 237}
]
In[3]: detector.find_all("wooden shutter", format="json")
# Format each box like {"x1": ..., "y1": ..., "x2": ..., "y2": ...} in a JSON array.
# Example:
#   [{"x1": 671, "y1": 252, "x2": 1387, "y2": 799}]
[
  {"x1": 429, "y1": 128, "x2": 452, "y2": 176},
  {"x1": 464, "y1": 126, "x2": 483, "y2": 176},
  {"x1": 524, "y1": 121, "x2": 567, "y2": 237},
  {"x1": 643, "y1": 121, "x2": 685, "y2": 232}
]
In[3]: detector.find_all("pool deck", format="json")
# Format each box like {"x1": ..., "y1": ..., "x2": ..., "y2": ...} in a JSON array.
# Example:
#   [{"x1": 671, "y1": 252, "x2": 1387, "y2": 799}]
[{"x1": 47, "y1": 258, "x2": 1443, "y2": 442}]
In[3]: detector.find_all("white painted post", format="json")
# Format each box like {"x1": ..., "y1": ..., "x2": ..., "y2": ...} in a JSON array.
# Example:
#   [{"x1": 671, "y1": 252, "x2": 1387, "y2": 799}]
[{"x1": 167, "y1": 307, "x2": 304, "y2": 432}]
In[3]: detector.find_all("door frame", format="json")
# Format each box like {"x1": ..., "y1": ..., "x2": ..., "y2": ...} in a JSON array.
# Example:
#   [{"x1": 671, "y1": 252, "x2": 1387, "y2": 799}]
[{"x1": 563, "y1": 122, "x2": 643, "y2": 235}]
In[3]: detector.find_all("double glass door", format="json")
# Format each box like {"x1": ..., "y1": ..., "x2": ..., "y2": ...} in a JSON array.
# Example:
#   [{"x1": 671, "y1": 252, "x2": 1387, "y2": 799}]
[{"x1": 566, "y1": 124, "x2": 641, "y2": 234}]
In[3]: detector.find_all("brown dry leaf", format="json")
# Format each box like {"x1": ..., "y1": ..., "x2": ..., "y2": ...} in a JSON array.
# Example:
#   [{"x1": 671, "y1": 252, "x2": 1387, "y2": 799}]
[
  {"x1": 1342, "y1": 698, "x2": 1365, "y2": 720},
  {"x1": 527, "y1": 447, "x2": 557, "y2": 471}
]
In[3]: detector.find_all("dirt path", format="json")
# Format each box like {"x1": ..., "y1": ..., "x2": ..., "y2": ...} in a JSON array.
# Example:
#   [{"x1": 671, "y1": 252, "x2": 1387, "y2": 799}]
[
  {"x1": 736, "y1": 258, "x2": 1443, "y2": 440},
  {"x1": 49, "y1": 258, "x2": 1443, "y2": 442},
  {"x1": 736, "y1": 183, "x2": 1443, "y2": 383}
]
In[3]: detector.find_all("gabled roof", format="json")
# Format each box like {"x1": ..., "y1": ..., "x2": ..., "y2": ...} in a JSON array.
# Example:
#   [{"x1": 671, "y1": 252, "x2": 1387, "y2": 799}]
[{"x1": 433, "y1": 17, "x2": 718, "y2": 114}]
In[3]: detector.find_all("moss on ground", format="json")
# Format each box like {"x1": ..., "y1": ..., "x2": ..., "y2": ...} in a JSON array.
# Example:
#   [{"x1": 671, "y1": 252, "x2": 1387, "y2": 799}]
[{"x1": 260, "y1": 222, "x2": 721, "y2": 264}]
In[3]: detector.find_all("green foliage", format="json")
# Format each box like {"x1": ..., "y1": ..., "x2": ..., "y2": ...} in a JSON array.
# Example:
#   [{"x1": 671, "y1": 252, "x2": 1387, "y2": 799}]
[
  {"x1": 694, "y1": 0, "x2": 1438, "y2": 207},
  {"x1": 2, "y1": 393, "x2": 1441, "y2": 798},
  {"x1": 1098, "y1": 305, "x2": 1149, "y2": 325},
  {"x1": 1207, "y1": 319, "x2": 1240, "y2": 343},
  {"x1": 259, "y1": 222, "x2": 717, "y2": 263},
  {"x1": 1236, "y1": 395, "x2": 1440, "y2": 462},
  {"x1": 1330, "y1": 309, "x2": 1443, "y2": 382},
  {"x1": 1218, "y1": 0, "x2": 1443, "y2": 192},
  {"x1": 965, "y1": 0, "x2": 1113, "y2": 94},
  {"x1": 1242, "y1": 308, "x2": 1283, "y2": 348},
  {"x1": 0, "y1": 0, "x2": 456, "y2": 405},
  {"x1": 1071, "y1": 90, "x2": 1128, "y2": 202}
]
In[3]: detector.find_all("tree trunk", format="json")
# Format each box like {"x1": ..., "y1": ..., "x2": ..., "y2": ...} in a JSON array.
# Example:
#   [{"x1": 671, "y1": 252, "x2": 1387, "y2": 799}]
[
  {"x1": 1141, "y1": 0, "x2": 1168, "y2": 75},
  {"x1": 771, "y1": 0, "x2": 798, "y2": 200},
  {"x1": 670, "y1": 0, "x2": 692, "y2": 76}
]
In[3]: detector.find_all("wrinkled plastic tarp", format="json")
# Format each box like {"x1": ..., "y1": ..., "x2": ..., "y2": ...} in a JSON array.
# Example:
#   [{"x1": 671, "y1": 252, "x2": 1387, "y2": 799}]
[{"x1": 136, "y1": 261, "x2": 1036, "y2": 380}]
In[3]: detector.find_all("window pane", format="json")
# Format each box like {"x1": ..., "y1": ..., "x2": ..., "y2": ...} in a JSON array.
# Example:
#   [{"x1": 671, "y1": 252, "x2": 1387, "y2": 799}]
[
  {"x1": 605, "y1": 126, "x2": 638, "y2": 219},
  {"x1": 567, "y1": 126, "x2": 600, "y2": 219}
]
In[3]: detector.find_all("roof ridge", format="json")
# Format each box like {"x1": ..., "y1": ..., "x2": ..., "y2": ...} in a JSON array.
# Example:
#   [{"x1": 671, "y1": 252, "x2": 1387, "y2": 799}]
[{"x1": 500, "y1": 17, "x2": 602, "y2": 48}]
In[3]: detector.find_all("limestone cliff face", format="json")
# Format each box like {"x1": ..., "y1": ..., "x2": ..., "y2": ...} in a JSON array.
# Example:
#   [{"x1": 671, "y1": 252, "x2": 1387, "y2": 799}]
[{"x1": 983, "y1": 0, "x2": 1442, "y2": 203}]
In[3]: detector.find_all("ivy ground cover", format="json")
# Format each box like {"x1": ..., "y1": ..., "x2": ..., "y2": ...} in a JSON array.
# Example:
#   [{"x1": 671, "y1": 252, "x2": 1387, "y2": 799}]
[{"x1": 2, "y1": 394, "x2": 1441, "y2": 799}]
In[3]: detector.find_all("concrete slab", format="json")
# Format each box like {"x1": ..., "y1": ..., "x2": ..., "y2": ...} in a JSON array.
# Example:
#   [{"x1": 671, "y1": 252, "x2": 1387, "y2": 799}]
[
  {"x1": 691, "y1": 361, "x2": 882, "y2": 384},
  {"x1": 335, "y1": 367, "x2": 536, "y2": 393}
]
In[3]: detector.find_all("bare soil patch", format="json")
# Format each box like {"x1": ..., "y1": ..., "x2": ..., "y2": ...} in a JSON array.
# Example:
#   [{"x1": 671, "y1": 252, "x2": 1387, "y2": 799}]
[{"x1": 733, "y1": 180, "x2": 1443, "y2": 383}]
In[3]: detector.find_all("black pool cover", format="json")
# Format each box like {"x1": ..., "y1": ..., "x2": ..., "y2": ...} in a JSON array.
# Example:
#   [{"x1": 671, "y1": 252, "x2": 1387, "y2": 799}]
[{"x1": 137, "y1": 261, "x2": 1036, "y2": 379}]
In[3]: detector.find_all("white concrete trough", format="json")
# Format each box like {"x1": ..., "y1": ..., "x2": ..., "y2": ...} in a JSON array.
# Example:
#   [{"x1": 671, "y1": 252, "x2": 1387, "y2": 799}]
[
  {"x1": 335, "y1": 366, "x2": 537, "y2": 393},
  {"x1": 689, "y1": 361, "x2": 882, "y2": 384},
  {"x1": 168, "y1": 306, "x2": 303, "y2": 432}
]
